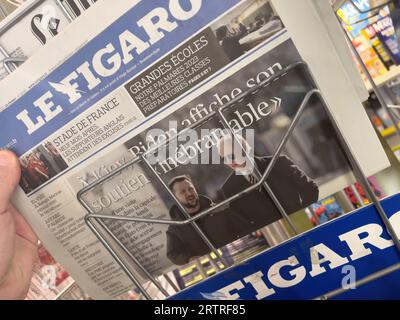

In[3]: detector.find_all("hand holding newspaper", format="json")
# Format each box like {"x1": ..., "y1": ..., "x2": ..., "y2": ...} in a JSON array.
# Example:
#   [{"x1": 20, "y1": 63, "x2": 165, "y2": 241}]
[{"x1": 0, "y1": 0, "x2": 389, "y2": 299}]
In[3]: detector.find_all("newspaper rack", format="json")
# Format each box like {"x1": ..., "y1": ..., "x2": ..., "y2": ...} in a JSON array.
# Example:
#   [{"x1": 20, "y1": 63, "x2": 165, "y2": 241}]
[
  {"x1": 0, "y1": 4, "x2": 6, "y2": 19},
  {"x1": 75, "y1": 60, "x2": 400, "y2": 300}
]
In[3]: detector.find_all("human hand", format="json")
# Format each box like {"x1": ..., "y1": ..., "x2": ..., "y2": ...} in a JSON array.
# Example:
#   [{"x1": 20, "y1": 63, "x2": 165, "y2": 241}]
[{"x1": 0, "y1": 150, "x2": 38, "y2": 300}]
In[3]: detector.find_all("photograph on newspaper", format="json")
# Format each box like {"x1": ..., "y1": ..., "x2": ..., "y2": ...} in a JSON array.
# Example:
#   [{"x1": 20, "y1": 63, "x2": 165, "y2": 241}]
[{"x1": 71, "y1": 2, "x2": 349, "y2": 277}]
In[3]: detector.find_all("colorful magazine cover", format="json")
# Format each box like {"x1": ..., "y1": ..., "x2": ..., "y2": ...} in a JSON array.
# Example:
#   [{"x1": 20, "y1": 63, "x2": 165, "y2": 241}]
[{"x1": 306, "y1": 196, "x2": 345, "y2": 227}]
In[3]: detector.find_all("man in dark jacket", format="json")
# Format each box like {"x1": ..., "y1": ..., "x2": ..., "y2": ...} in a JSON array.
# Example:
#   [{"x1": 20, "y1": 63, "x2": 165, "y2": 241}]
[
  {"x1": 217, "y1": 135, "x2": 319, "y2": 238},
  {"x1": 166, "y1": 175, "x2": 240, "y2": 266}
]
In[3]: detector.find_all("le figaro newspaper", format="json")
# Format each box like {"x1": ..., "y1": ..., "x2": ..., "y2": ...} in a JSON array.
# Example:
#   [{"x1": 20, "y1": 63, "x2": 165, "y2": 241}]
[{"x1": 0, "y1": 0, "x2": 389, "y2": 299}]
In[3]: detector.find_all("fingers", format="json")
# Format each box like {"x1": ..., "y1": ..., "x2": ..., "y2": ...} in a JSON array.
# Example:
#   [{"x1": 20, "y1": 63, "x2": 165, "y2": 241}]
[{"x1": 0, "y1": 150, "x2": 21, "y2": 215}]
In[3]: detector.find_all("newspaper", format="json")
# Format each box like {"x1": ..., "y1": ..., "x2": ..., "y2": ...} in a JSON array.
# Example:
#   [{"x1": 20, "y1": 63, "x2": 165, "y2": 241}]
[
  {"x1": 0, "y1": 0, "x2": 390, "y2": 299},
  {"x1": 26, "y1": 243, "x2": 74, "y2": 300}
]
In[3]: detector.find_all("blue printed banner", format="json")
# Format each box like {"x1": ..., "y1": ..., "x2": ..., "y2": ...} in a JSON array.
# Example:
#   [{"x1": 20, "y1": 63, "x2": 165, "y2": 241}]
[
  {"x1": 170, "y1": 194, "x2": 400, "y2": 300},
  {"x1": 0, "y1": 0, "x2": 241, "y2": 156}
]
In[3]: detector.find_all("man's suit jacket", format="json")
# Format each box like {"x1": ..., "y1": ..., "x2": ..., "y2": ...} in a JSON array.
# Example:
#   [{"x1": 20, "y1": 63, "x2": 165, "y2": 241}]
[{"x1": 221, "y1": 155, "x2": 319, "y2": 238}]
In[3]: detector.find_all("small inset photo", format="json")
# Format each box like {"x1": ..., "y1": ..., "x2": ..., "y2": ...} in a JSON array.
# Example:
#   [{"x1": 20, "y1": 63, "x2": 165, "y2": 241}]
[{"x1": 19, "y1": 142, "x2": 69, "y2": 194}]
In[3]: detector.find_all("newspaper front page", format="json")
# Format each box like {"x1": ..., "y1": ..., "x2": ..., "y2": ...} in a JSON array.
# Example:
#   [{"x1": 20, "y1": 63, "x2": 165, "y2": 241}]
[{"x1": 0, "y1": 0, "x2": 390, "y2": 299}]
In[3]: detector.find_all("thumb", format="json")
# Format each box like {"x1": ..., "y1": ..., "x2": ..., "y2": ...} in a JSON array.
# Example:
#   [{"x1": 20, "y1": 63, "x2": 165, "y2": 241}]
[{"x1": 0, "y1": 151, "x2": 21, "y2": 215}]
